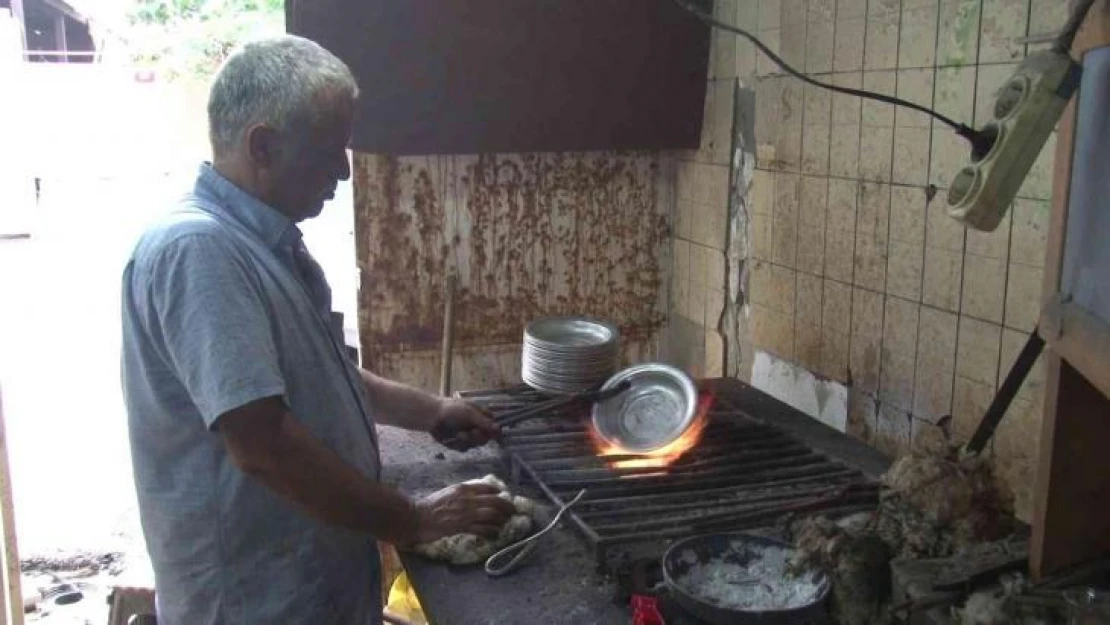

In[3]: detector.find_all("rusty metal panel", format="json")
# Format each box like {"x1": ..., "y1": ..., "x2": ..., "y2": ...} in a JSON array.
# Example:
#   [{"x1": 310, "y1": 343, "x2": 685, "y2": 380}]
[
  {"x1": 353, "y1": 152, "x2": 670, "y2": 384},
  {"x1": 287, "y1": 0, "x2": 710, "y2": 155}
]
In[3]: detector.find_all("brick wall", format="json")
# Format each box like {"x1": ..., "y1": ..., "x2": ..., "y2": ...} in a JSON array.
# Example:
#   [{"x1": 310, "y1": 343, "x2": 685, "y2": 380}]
[{"x1": 669, "y1": 0, "x2": 1072, "y2": 520}]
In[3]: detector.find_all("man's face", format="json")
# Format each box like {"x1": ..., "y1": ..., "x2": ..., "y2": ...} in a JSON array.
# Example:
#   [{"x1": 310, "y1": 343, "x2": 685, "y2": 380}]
[{"x1": 264, "y1": 98, "x2": 354, "y2": 222}]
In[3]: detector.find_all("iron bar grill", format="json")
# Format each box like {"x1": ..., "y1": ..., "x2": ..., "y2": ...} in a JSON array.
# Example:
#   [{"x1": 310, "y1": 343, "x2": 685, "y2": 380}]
[{"x1": 459, "y1": 382, "x2": 881, "y2": 570}]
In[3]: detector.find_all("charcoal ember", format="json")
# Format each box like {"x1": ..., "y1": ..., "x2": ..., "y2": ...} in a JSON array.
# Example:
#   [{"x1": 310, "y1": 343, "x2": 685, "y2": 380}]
[
  {"x1": 873, "y1": 497, "x2": 949, "y2": 559},
  {"x1": 881, "y1": 446, "x2": 1014, "y2": 543},
  {"x1": 787, "y1": 445, "x2": 1021, "y2": 625},
  {"x1": 789, "y1": 518, "x2": 893, "y2": 625},
  {"x1": 830, "y1": 535, "x2": 894, "y2": 625}
]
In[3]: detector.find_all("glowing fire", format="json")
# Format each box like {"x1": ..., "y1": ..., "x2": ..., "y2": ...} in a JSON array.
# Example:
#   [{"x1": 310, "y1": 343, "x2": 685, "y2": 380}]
[{"x1": 591, "y1": 393, "x2": 714, "y2": 472}]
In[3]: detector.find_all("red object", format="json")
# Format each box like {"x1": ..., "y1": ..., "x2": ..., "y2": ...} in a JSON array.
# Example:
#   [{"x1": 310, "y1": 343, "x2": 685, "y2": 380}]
[{"x1": 631, "y1": 595, "x2": 666, "y2": 625}]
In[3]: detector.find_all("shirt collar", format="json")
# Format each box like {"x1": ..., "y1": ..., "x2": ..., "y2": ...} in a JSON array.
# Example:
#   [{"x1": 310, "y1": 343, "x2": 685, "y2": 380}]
[{"x1": 194, "y1": 163, "x2": 300, "y2": 250}]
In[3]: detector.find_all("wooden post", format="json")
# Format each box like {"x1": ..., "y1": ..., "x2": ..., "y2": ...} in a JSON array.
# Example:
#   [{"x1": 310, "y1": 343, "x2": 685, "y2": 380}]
[
  {"x1": 9, "y1": 0, "x2": 26, "y2": 53},
  {"x1": 52, "y1": 13, "x2": 65, "y2": 62},
  {"x1": 439, "y1": 272, "x2": 457, "y2": 397},
  {"x1": 0, "y1": 388, "x2": 24, "y2": 625},
  {"x1": 1030, "y1": 0, "x2": 1110, "y2": 580}
]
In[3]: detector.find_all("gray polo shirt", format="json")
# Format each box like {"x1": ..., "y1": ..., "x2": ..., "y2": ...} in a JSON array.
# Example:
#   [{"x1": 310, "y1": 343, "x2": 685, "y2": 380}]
[{"x1": 121, "y1": 164, "x2": 382, "y2": 625}]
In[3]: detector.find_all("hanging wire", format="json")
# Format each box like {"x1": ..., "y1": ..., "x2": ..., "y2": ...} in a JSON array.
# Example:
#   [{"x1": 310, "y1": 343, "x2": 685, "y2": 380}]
[
  {"x1": 670, "y1": 0, "x2": 990, "y2": 153},
  {"x1": 1053, "y1": 0, "x2": 1097, "y2": 53}
]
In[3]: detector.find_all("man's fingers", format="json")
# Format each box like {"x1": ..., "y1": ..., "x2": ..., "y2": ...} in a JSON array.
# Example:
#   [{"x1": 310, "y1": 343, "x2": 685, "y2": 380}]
[
  {"x1": 464, "y1": 403, "x2": 502, "y2": 439},
  {"x1": 459, "y1": 483, "x2": 502, "y2": 496},
  {"x1": 471, "y1": 495, "x2": 516, "y2": 517},
  {"x1": 442, "y1": 434, "x2": 473, "y2": 451},
  {"x1": 469, "y1": 523, "x2": 504, "y2": 538}
]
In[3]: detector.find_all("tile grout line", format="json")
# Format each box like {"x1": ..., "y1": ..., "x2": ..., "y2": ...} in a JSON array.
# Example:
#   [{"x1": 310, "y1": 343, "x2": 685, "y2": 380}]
[
  {"x1": 872, "y1": 0, "x2": 906, "y2": 442},
  {"x1": 948, "y1": 0, "x2": 987, "y2": 441},
  {"x1": 815, "y1": 0, "x2": 839, "y2": 373},
  {"x1": 908, "y1": 0, "x2": 944, "y2": 427},
  {"x1": 790, "y1": 4, "x2": 810, "y2": 361},
  {"x1": 990, "y1": 0, "x2": 1035, "y2": 419},
  {"x1": 847, "y1": 0, "x2": 872, "y2": 416}
]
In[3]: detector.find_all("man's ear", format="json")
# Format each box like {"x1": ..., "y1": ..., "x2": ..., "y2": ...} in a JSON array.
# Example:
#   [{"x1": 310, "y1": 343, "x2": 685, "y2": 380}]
[{"x1": 245, "y1": 124, "x2": 282, "y2": 169}]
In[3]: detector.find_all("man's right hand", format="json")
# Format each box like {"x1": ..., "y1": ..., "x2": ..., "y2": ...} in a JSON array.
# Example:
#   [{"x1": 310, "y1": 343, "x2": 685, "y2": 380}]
[{"x1": 412, "y1": 483, "x2": 517, "y2": 544}]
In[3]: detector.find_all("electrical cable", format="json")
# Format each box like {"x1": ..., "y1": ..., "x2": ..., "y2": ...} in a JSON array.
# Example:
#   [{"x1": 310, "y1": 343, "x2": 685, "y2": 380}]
[
  {"x1": 1053, "y1": 0, "x2": 1097, "y2": 53},
  {"x1": 670, "y1": 0, "x2": 990, "y2": 153}
]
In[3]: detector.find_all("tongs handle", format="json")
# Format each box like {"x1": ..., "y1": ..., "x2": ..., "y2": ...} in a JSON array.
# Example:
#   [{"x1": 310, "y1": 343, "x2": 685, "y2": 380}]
[
  {"x1": 497, "y1": 381, "x2": 631, "y2": 428},
  {"x1": 484, "y1": 489, "x2": 588, "y2": 578}
]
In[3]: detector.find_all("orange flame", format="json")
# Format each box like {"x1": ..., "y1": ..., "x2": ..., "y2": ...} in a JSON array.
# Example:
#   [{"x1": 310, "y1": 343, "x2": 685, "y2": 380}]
[{"x1": 591, "y1": 393, "x2": 714, "y2": 472}]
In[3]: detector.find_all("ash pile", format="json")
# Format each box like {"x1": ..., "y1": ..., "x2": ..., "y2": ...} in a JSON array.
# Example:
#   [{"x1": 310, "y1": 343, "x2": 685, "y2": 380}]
[{"x1": 786, "y1": 443, "x2": 1109, "y2": 624}]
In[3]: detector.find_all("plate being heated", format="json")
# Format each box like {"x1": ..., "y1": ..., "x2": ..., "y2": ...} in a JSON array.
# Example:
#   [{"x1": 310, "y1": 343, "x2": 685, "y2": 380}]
[{"x1": 590, "y1": 363, "x2": 697, "y2": 453}]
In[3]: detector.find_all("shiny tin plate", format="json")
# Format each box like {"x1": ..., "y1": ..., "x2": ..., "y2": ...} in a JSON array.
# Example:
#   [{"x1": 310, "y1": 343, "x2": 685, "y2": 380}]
[
  {"x1": 522, "y1": 316, "x2": 621, "y2": 395},
  {"x1": 590, "y1": 363, "x2": 697, "y2": 453},
  {"x1": 524, "y1": 317, "x2": 620, "y2": 352}
]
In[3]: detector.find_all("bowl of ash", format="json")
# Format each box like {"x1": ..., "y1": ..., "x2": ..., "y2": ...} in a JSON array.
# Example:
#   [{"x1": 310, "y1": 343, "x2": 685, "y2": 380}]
[{"x1": 662, "y1": 533, "x2": 830, "y2": 624}]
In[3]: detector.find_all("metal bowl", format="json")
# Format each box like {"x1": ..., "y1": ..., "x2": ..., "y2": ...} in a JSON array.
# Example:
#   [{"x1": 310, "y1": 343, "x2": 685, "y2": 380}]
[{"x1": 590, "y1": 363, "x2": 697, "y2": 453}]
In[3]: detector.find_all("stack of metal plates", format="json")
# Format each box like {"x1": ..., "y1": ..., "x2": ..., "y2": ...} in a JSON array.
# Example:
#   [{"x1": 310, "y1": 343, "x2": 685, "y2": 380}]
[{"x1": 521, "y1": 317, "x2": 621, "y2": 395}]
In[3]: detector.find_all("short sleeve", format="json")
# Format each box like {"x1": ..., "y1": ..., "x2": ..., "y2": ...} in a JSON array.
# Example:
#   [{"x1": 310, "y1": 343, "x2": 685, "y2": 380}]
[{"x1": 143, "y1": 234, "x2": 286, "y2": 428}]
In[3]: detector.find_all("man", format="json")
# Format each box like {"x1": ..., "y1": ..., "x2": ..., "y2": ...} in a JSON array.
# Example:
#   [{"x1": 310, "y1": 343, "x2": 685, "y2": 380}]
[{"x1": 121, "y1": 35, "x2": 515, "y2": 625}]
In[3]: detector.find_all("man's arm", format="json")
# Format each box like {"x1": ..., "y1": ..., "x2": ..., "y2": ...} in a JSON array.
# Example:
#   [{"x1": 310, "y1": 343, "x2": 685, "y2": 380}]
[
  {"x1": 137, "y1": 234, "x2": 511, "y2": 542},
  {"x1": 218, "y1": 396, "x2": 514, "y2": 545},
  {"x1": 359, "y1": 369, "x2": 500, "y2": 450},
  {"x1": 358, "y1": 369, "x2": 441, "y2": 432}
]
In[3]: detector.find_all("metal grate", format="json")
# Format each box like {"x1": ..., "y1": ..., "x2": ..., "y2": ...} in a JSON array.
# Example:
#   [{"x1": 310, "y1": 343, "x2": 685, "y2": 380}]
[{"x1": 460, "y1": 382, "x2": 880, "y2": 570}]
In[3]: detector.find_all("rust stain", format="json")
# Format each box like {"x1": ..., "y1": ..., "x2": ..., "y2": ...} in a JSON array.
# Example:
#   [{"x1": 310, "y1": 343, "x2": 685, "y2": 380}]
[{"x1": 352, "y1": 151, "x2": 669, "y2": 372}]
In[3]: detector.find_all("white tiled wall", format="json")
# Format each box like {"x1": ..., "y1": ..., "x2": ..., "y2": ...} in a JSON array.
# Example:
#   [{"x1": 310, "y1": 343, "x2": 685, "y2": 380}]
[{"x1": 670, "y1": 0, "x2": 1071, "y2": 520}]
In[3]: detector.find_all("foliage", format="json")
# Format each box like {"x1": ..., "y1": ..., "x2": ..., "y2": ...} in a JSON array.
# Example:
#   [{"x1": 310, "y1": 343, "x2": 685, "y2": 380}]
[{"x1": 124, "y1": 0, "x2": 285, "y2": 81}]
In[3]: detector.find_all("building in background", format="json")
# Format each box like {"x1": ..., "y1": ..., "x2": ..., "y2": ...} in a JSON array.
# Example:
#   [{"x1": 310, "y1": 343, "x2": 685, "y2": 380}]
[{"x1": 2, "y1": 0, "x2": 96, "y2": 63}]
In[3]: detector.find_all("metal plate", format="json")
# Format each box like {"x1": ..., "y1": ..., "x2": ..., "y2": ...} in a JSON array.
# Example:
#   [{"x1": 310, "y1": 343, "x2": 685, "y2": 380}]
[
  {"x1": 590, "y1": 363, "x2": 697, "y2": 453},
  {"x1": 522, "y1": 317, "x2": 620, "y2": 395},
  {"x1": 525, "y1": 317, "x2": 619, "y2": 351}
]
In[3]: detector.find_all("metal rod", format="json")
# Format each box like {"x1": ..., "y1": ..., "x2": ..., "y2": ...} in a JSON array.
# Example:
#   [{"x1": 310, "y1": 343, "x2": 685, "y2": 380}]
[
  {"x1": 511, "y1": 452, "x2": 601, "y2": 546},
  {"x1": 456, "y1": 385, "x2": 537, "y2": 399},
  {"x1": 596, "y1": 502, "x2": 878, "y2": 545},
  {"x1": 575, "y1": 480, "x2": 876, "y2": 520},
  {"x1": 530, "y1": 446, "x2": 816, "y2": 483},
  {"x1": 506, "y1": 434, "x2": 803, "y2": 466},
  {"x1": 552, "y1": 462, "x2": 851, "y2": 498},
  {"x1": 966, "y1": 328, "x2": 1044, "y2": 454},
  {"x1": 541, "y1": 453, "x2": 830, "y2": 488},
  {"x1": 502, "y1": 420, "x2": 788, "y2": 453},
  {"x1": 576, "y1": 470, "x2": 862, "y2": 507},
  {"x1": 589, "y1": 487, "x2": 878, "y2": 535}
]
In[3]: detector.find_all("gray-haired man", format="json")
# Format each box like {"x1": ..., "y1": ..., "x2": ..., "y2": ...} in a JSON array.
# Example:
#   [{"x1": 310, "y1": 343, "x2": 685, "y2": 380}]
[{"x1": 121, "y1": 35, "x2": 514, "y2": 624}]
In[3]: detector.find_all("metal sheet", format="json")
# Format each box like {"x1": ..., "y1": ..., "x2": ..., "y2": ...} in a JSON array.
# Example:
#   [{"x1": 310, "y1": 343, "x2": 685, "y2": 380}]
[{"x1": 353, "y1": 152, "x2": 670, "y2": 384}]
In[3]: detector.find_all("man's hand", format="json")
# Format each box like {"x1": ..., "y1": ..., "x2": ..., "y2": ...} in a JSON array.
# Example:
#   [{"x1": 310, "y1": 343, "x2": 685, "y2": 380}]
[
  {"x1": 412, "y1": 483, "x2": 516, "y2": 544},
  {"x1": 429, "y1": 399, "x2": 501, "y2": 451}
]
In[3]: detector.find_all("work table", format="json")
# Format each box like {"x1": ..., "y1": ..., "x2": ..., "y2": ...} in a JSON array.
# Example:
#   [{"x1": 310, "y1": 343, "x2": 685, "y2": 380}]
[
  {"x1": 378, "y1": 378, "x2": 891, "y2": 625},
  {"x1": 378, "y1": 428, "x2": 626, "y2": 625}
]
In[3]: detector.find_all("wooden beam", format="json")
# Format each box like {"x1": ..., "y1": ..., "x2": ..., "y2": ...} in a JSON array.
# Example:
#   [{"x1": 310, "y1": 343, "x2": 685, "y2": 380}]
[
  {"x1": 1031, "y1": 0, "x2": 1110, "y2": 580},
  {"x1": 0, "y1": 389, "x2": 23, "y2": 625},
  {"x1": 52, "y1": 11, "x2": 65, "y2": 60},
  {"x1": 1040, "y1": 297, "x2": 1110, "y2": 399},
  {"x1": 1031, "y1": 358, "x2": 1110, "y2": 578},
  {"x1": 8, "y1": 0, "x2": 26, "y2": 52}
]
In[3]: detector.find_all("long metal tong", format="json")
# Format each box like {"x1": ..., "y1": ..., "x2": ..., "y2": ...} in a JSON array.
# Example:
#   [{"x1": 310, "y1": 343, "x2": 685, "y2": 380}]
[{"x1": 495, "y1": 381, "x2": 631, "y2": 428}]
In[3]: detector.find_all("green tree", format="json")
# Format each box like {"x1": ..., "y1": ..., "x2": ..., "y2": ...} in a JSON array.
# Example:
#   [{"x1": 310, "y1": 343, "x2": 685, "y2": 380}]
[{"x1": 125, "y1": 0, "x2": 285, "y2": 81}]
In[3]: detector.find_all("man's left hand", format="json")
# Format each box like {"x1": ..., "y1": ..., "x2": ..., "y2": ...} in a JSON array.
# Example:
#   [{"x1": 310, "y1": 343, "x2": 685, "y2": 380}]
[{"x1": 429, "y1": 399, "x2": 501, "y2": 452}]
